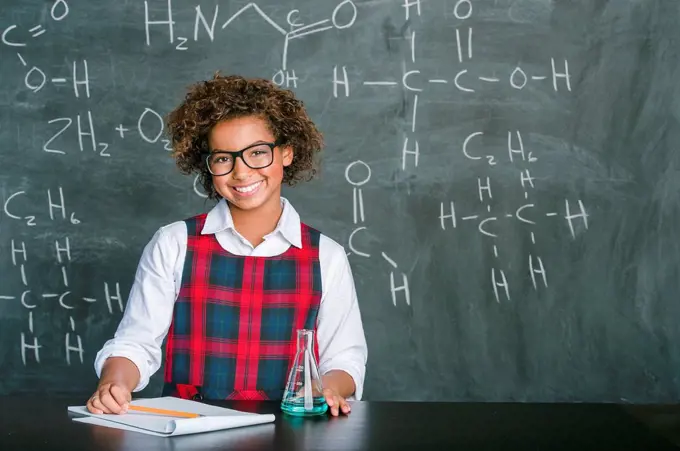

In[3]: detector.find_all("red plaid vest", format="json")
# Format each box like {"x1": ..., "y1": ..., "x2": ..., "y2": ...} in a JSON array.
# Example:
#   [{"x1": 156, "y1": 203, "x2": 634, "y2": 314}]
[{"x1": 162, "y1": 213, "x2": 323, "y2": 400}]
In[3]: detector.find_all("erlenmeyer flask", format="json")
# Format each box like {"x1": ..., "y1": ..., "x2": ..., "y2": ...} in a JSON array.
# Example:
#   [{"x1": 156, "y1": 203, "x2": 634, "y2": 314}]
[{"x1": 281, "y1": 329, "x2": 328, "y2": 416}]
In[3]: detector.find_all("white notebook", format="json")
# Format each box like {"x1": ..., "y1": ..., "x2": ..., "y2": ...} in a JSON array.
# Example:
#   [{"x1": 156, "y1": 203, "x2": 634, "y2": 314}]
[{"x1": 67, "y1": 397, "x2": 276, "y2": 437}]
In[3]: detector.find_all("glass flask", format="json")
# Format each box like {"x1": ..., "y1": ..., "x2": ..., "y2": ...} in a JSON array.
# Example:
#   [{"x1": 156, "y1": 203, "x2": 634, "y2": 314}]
[{"x1": 281, "y1": 329, "x2": 328, "y2": 416}]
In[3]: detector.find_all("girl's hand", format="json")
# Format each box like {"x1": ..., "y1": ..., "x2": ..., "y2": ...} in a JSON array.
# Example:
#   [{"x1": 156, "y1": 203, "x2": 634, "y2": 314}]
[
  {"x1": 323, "y1": 387, "x2": 351, "y2": 416},
  {"x1": 86, "y1": 383, "x2": 131, "y2": 415}
]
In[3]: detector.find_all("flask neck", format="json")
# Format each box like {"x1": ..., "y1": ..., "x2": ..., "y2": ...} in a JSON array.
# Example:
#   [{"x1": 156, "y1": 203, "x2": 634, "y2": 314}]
[{"x1": 296, "y1": 329, "x2": 314, "y2": 352}]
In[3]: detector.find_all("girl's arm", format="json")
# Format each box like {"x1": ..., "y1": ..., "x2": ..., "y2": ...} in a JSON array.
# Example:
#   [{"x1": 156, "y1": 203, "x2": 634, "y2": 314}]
[
  {"x1": 93, "y1": 223, "x2": 184, "y2": 393},
  {"x1": 316, "y1": 236, "x2": 369, "y2": 401}
]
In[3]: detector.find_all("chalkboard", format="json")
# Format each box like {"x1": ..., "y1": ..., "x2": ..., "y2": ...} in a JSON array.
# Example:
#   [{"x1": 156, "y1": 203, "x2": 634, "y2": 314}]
[{"x1": 1, "y1": 0, "x2": 679, "y2": 403}]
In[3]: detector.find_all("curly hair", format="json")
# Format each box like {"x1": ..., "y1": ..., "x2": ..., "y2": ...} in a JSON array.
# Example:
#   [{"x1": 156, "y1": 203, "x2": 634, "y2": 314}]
[{"x1": 166, "y1": 73, "x2": 324, "y2": 200}]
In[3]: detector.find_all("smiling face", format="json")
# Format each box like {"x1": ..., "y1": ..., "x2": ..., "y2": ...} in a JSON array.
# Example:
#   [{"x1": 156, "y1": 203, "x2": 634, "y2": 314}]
[{"x1": 208, "y1": 115, "x2": 293, "y2": 215}]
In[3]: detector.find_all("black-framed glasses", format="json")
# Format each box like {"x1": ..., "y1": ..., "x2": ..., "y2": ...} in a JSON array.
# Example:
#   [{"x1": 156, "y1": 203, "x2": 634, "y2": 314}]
[{"x1": 203, "y1": 140, "x2": 281, "y2": 176}]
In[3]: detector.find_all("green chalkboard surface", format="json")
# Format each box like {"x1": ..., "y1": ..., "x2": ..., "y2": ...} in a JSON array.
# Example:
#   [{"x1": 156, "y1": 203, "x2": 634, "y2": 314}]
[{"x1": 1, "y1": 0, "x2": 679, "y2": 402}]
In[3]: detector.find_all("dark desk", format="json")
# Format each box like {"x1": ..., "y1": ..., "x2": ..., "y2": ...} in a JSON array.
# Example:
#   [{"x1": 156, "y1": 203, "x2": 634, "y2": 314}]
[{"x1": 1, "y1": 396, "x2": 679, "y2": 450}]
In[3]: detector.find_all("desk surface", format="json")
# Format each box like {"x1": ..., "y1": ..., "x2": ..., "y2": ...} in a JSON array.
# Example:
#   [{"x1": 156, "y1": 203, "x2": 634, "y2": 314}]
[{"x1": 1, "y1": 396, "x2": 679, "y2": 451}]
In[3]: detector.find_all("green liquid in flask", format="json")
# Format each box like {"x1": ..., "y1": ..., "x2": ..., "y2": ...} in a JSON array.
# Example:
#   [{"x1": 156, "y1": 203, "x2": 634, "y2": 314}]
[{"x1": 281, "y1": 396, "x2": 328, "y2": 416}]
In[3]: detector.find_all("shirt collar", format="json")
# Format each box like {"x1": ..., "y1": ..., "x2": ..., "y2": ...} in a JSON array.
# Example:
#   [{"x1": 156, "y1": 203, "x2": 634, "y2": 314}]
[{"x1": 201, "y1": 197, "x2": 302, "y2": 249}]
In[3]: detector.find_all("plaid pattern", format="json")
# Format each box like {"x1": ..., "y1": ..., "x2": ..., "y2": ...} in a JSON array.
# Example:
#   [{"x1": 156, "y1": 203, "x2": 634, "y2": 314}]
[{"x1": 162, "y1": 213, "x2": 323, "y2": 401}]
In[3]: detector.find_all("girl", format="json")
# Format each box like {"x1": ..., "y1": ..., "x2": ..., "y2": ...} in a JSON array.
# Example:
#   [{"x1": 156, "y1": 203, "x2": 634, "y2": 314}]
[{"x1": 86, "y1": 74, "x2": 367, "y2": 417}]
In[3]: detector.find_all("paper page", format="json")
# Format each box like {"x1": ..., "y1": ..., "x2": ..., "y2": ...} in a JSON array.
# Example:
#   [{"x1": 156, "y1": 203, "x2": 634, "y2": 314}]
[
  {"x1": 69, "y1": 406, "x2": 177, "y2": 433},
  {"x1": 72, "y1": 417, "x2": 174, "y2": 437},
  {"x1": 170, "y1": 415, "x2": 275, "y2": 435},
  {"x1": 68, "y1": 397, "x2": 276, "y2": 436},
  {"x1": 72, "y1": 413, "x2": 276, "y2": 436}
]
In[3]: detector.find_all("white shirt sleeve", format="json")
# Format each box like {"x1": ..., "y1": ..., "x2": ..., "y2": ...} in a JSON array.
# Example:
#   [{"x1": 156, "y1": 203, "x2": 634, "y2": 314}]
[
  {"x1": 316, "y1": 236, "x2": 368, "y2": 400},
  {"x1": 93, "y1": 224, "x2": 184, "y2": 392}
]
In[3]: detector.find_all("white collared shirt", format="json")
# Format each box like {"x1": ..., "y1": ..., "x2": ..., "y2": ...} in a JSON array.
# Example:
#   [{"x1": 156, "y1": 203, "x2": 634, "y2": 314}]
[{"x1": 94, "y1": 198, "x2": 368, "y2": 400}]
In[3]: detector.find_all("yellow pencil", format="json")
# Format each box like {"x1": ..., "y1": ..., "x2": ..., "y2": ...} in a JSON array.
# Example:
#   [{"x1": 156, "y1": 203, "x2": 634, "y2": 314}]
[{"x1": 127, "y1": 405, "x2": 201, "y2": 418}]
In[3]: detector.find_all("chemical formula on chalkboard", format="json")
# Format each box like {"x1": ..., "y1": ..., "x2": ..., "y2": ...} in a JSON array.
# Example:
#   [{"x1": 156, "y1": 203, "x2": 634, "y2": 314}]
[
  {"x1": 335, "y1": 0, "x2": 584, "y2": 304},
  {"x1": 0, "y1": 0, "x2": 586, "y2": 367}
]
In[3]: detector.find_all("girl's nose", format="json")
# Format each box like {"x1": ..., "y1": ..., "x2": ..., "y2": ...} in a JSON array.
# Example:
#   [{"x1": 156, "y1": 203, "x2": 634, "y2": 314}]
[{"x1": 231, "y1": 156, "x2": 252, "y2": 179}]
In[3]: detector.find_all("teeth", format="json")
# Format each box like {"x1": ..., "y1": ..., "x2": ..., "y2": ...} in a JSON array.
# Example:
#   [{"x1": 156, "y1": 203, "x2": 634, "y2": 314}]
[{"x1": 234, "y1": 181, "x2": 261, "y2": 193}]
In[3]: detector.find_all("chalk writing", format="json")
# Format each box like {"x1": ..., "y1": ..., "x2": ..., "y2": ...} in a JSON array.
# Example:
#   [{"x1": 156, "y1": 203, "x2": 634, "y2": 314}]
[{"x1": 0, "y1": 0, "x2": 590, "y2": 377}]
